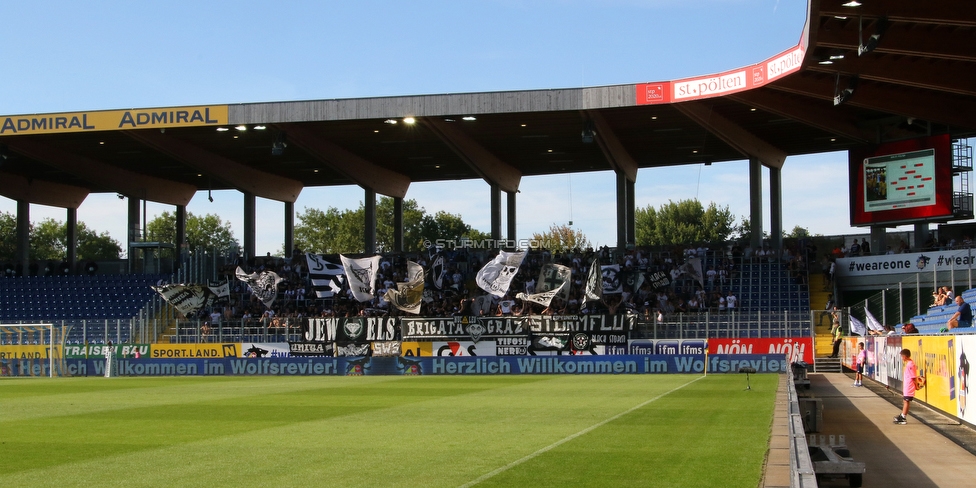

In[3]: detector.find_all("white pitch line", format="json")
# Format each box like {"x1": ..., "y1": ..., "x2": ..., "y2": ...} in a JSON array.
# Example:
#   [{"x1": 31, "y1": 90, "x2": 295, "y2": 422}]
[{"x1": 458, "y1": 375, "x2": 707, "y2": 488}]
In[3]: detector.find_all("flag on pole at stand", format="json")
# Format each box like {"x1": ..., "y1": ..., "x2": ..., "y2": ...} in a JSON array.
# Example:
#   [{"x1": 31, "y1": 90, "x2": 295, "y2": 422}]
[
  {"x1": 865, "y1": 309, "x2": 885, "y2": 333},
  {"x1": 849, "y1": 315, "x2": 867, "y2": 336}
]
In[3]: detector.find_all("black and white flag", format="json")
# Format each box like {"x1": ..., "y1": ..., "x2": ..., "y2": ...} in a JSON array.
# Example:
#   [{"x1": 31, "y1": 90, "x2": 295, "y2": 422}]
[
  {"x1": 235, "y1": 267, "x2": 284, "y2": 308},
  {"x1": 476, "y1": 250, "x2": 526, "y2": 297},
  {"x1": 583, "y1": 258, "x2": 602, "y2": 305},
  {"x1": 429, "y1": 254, "x2": 446, "y2": 290},
  {"x1": 152, "y1": 284, "x2": 216, "y2": 317},
  {"x1": 680, "y1": 258, "x2": 704, "y2": 288},
  {"x1": 306, "y1": 253, "x2": 345, "y2": 298},
  {"x1": 517, "y1": 263, "x2": 571, "y2": 307},
  {"x1": 384, "y1": 261, "x2": 425, "y2": 314},
  {"x1": 340, "y1": 254, "x2": 381, "y2": 302},
  {"x1": 601, "y1": 264, "x2": 623, "y2": 294},
  {"x1": 208, "y1": 281, "x2": 230, "y2": 298},
  {"x1": 620, "y1": 270, "x2": 645, "y2": 294}
]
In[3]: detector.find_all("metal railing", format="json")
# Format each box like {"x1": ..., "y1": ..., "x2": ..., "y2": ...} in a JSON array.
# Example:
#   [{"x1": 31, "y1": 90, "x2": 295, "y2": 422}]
[{"x1": 633, "y1": 310, "x2": 811, "y2": 339}]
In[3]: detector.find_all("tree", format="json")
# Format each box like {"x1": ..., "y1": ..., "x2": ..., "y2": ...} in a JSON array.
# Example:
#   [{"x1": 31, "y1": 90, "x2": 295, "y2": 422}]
[
  {"x1": 0, "y1": 211, "x2": 19, "y2": 261},
  {"x1": 28, "y1": 218, "x2": 122, "y2": 261},
  {"x1": 294, "y1": 206, "x2": 365, "y2": 254},
  {"x1": 786, "y1": 225, "x2": 812, "y2": 239},
  {"x1": 635, "y1": 199, "x2": 736, "y2": 246},
  {"x1": 294, "y1": 199, "x2": 490, "y2": 254},
  {"x1": 145, "y1": 211, "x2": 239, "y2": 256},
  {"x1": 531, "y1": 224, "x2": 592, "y2": 250},
  {"x1": 376, "y1": 197, "x2": 425, "y2": 252}
]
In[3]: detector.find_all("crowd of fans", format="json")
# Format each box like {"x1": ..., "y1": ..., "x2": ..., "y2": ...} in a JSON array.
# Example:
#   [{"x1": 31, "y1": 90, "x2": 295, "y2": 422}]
[{"x1": 184, "y1": 239, "x2": 817, "y2": 329}]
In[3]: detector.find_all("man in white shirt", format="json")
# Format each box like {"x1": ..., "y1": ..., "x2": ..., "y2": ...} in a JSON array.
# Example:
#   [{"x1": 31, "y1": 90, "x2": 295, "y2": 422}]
[{"x1": 726, "y1": 291, "x2": 737, "y2": 311}]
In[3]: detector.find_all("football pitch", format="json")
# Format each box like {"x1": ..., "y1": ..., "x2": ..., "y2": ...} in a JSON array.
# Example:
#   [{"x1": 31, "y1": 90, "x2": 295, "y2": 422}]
[{"x1": 1, "y1": 373, "x2": 778, "y2": 487}]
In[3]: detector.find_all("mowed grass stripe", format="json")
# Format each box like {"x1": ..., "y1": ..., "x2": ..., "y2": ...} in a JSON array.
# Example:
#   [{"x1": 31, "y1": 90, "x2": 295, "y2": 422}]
[
  {"x1": 459, "y1": 374, "x2": 705, "y2": 487},
  {"x1": 476, "y1": 374, "x2": 778, "y2": 488},
  {"x1": 0, "y1": 375, "x2": 775, "y2": 487},
  {"x1": 0, "y1": 375, "x2": 547, "y2": 475},
  {"x1": 1, "y1": 375, "x2": 404, "y2": 422}
]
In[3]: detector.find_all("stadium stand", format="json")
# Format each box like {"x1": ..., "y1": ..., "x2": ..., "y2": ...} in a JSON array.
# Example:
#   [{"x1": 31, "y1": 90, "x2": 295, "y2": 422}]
[{"x1": 904, "y1": 288, "x2": 976, "y2": 334}]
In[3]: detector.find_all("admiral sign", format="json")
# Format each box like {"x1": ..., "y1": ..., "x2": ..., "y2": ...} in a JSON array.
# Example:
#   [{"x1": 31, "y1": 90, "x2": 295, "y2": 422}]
[{"x1": 0, "y1": 105, "x2": 228, "y2": 135}]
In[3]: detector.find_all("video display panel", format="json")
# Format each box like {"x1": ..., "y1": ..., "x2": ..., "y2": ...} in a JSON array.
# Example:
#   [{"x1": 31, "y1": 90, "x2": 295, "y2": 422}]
[{"x1": 850, "y1": 134, "x2": 953, "y2": 226}]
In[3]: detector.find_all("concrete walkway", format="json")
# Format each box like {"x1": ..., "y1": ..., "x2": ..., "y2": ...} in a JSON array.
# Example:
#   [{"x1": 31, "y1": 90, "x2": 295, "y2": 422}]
[{"x1": 797, "y1": 372, "x2": 976, "y2": 487}]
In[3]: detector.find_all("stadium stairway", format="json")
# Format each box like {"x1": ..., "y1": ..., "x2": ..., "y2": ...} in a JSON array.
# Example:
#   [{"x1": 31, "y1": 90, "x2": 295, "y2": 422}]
[
  {"x1": 808, "y1": 275, "x2": 835, "y2": 358},
  {"x1": 813, "y1": 357, "x2": 841, "y2": 373}
]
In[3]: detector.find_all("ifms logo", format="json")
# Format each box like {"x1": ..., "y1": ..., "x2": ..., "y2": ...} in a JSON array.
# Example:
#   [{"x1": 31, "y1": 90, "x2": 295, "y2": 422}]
[{"x1": 917, "y1": 255, "x2": 931, "y2": 270}]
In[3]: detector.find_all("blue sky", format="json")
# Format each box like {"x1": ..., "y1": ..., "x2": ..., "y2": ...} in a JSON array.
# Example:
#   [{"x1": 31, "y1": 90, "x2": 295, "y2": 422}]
[{"x1": 0, "y1": 0, "x2": 920, "y2": 254}]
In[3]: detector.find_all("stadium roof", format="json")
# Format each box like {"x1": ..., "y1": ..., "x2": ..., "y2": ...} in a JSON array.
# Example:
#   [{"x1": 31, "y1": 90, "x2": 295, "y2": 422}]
[{"x1": 0, "y1": 0, "x2": 973, "y2": 211}]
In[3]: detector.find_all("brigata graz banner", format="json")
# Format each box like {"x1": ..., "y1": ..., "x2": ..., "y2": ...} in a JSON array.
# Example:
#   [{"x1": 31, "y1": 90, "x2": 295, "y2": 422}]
[
  {"x1": 400, "y1": 316, "x2": 527, "y2": 341},
  {"x1": 50, "y1": 354, "x2": 789, "y2": 377}
]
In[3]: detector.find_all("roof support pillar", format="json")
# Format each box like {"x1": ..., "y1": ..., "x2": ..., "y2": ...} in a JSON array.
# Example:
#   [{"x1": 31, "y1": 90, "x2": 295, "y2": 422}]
[
  {"x1": 749, "y1": 157, "x2": 764, "y2": 251},
  {"x1": 490, "y1": 184, "x2": 502, "y2": 242},
  {"x1": 769, "y1": 165, "x2": 783, "y2": 254},
  {"x1": 393, "y1": 197, "x2": 404, "y2": 253},
  {"x1": 127, "y1": 197, "x2": 141, "y2": 273},
  {"x1": 507, "y1": 191, "x2": 517, "y2": 243},
  {"x1": 284, "y1": 201, "x2": 295, "y2": 258},
  {"x1": 626, "y1": 177, "x2": 636, "y2": 248},
  {"x1": 364, "y1": 188, "x2": 376, "y2": 254},
  {"x1": 176, "y1": 205, "x2": 187, "y2": 264},
  {"x1": 243, "y1": 192, "x2": 256, "y2": 261},
  {"x1": 616, "y1": 172, "x2": 628, "y2": 250},
  {"x1": 66, "y1": 208, "x2": 77, "y2": 269},
  {"x1": 16, "y1": 200, "x2": 29, "y2": 276}
]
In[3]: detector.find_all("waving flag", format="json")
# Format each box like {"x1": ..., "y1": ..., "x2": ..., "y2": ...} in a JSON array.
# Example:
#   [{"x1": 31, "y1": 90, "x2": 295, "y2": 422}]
[
  {"x1": 384, "y1": 261, "x2": 425, "y2": 314},
  {"x1": 306, "y1": 253, "x2": 345, "y2": 298},
  {"x1": 235, "y1": 267, "x2": 283, "y2": 308},
  {"x1": 583, "y1": 258, "x2": 602, "y2": 305},
  {"x1": 517, "y1": 263, "x2": 571, "y2": 307},
  {"x1": 340, "y1": 255, "x2": 381, "y2": 302},
  {"x1": 152, "y1": 284, "x2": 216, "y2": 317},
  {"x1": 476, "y1": 250, "x2": 526, "y2": 297}
]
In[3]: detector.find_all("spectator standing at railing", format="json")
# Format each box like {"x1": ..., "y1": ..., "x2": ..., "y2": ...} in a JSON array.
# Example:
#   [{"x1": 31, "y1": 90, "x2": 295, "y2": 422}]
[{"x1": 947, "y1": 295, "x2": 973, "y2": 329}]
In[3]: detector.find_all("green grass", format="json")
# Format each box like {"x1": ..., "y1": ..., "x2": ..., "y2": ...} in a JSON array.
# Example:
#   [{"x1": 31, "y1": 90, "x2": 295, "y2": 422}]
[{"x1": 0, "y1": 374, "x2": 778, "y2": 487}]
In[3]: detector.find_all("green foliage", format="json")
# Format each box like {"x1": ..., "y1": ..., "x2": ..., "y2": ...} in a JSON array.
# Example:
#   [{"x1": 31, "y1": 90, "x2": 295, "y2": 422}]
[
  {"x1": 531, "y1": 224, "x2": 592, "y2": 250},
  {"x1": 295, "y1": 198, "x2": 487, "y2": 254},
  {"x1": 635, "y1": 199, "x2": 736, "y2": 246},
  {"x1": 27, "y1": 218, "x2": 122, "y2": 261},
  {"x1": 145, "y1": 211, "x2": 239, "y2": 256},
  {"x1": 294, "y1": 206, "x2": 365, "y2": 254},
  {"x1": 0, "y1": 211, "x2": 20, "y2": 261}
]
